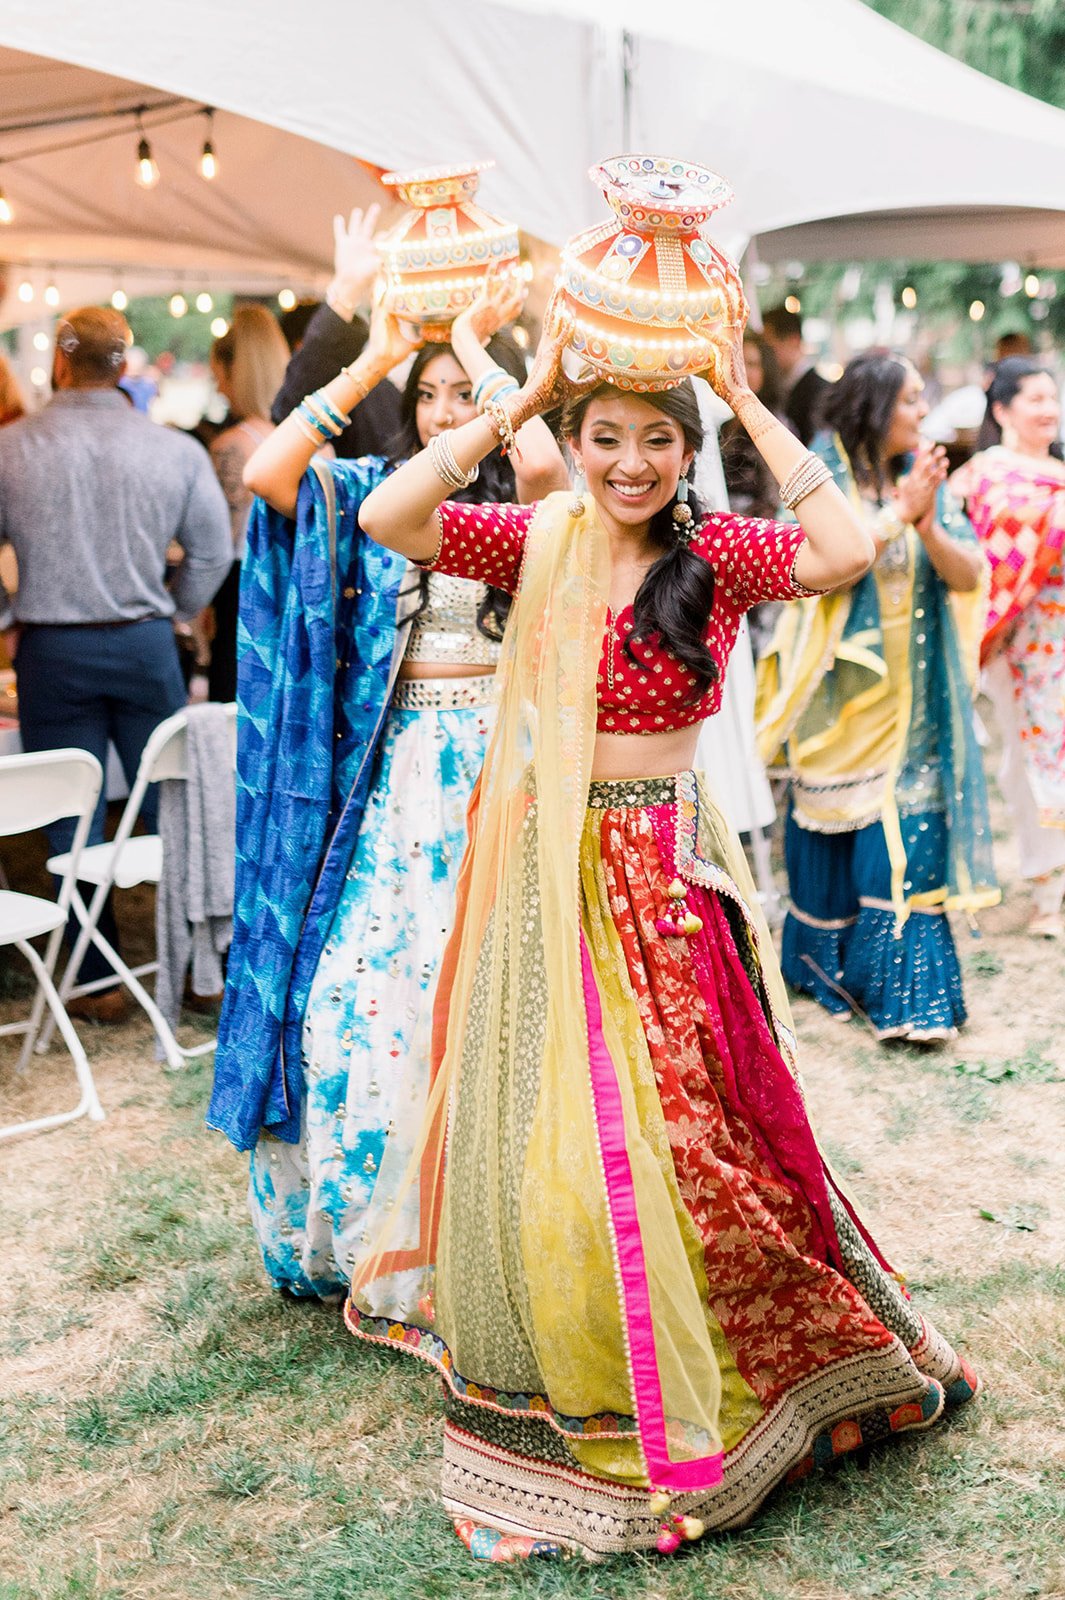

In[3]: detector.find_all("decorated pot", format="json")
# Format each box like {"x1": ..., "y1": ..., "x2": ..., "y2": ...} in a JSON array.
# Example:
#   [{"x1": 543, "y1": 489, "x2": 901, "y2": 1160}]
[
  {"x1": 379, "y1": 160, "x2": 524, "y2": 342},
  {"x1": 556, "y1": 154, "x2": 747, "y2": 392}
]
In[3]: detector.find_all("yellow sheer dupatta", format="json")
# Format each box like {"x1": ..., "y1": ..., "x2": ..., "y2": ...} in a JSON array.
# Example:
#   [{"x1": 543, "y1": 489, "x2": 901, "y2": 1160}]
[{"x1": 349, "y1": 491, "x2": 726, "y2": 1492}]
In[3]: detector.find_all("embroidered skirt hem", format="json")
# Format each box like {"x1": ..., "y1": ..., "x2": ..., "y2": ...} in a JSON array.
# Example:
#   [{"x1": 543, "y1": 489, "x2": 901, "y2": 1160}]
[{"x1": 346, "y1": 774, "x2": 976, "y2": 1552}]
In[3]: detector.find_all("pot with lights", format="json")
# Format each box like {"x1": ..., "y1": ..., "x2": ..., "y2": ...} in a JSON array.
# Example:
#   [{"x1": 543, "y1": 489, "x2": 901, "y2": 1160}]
[
  {"x1": 378, "y1": 160, "x2": 525, "y2": 341},
  {"x1": 555, "y1": 154, "x2": 747, "y2": 393}
]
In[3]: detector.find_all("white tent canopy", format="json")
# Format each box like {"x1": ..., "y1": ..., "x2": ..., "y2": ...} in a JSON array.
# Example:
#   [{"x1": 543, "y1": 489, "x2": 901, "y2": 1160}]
[
  {"x1": 0, "y1": 49, "x2": 390, "y2": 317},
  {"x1": 3, "y1": 0, "x2": 1065, "y2": 307}
]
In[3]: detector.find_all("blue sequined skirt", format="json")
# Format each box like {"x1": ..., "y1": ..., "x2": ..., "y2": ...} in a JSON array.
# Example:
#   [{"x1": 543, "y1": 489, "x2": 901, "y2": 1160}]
[{"x1": 782, "y1": 808, "x2": 966, "y2": 1041}]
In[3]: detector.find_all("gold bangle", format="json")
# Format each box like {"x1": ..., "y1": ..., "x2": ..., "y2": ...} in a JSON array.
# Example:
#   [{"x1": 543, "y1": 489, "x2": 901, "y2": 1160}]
[
  {"x1": 483, "y1": 395, "x2": 519, "y2": 459},
  {"x1": 339, "y1": 365, "x2": 373, "y2": 405}
]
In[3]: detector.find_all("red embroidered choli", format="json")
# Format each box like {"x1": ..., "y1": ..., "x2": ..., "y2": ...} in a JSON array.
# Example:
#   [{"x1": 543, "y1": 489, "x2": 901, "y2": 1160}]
[{"x1": 427, "y1": 501, "x2": 811, "y2": 733}]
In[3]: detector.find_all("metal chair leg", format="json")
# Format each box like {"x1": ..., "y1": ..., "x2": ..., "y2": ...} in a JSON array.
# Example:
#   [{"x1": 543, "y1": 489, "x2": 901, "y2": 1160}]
[{"x1": 0, "y1": 940, "x2": 105, "y2": 1141}]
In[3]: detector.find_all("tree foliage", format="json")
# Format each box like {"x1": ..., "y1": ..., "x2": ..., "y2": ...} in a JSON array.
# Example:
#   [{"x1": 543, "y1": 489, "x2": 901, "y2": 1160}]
[
  {"x1": 864, "y1": 0, "x2": 1065, "y2": 109},
  {"x1": 772, "y1": 2, "x2": 1065, "y2": 356}
]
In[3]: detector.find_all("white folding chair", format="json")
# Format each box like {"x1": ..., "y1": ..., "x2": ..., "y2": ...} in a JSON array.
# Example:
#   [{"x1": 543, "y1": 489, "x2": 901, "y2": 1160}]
[
  {"x1": 36, "y1": 703, "x2": 237, "y2": 1071},
  {"x1": 0, "y1": 747, "x2": 105, "y2": 1141}
]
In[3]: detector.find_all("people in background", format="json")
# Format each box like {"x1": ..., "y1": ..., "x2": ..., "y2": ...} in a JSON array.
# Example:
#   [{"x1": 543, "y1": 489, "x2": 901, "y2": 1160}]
[
  {"x1": 720, "y1": 330, "x2": 792, "y2": 518},
  {"x1": 278, "y1": 300, "x2": 321, "y2": 354},
  {"x1": 205, "y1": 305, "x2": 290, "y2": 702},
  {"x1": 762, "y1": 304, "x2": 834, "y2": 445},
  {"x1": 0, "y1": 350, "x2": 26, "y2": 426},
  {"x1": 952, "y1": 357, "x2": 1065, "y2": 937},
  {"x1": 975, "y1": 331, "x2": 1038, "y2": 452},
  {"x1": 271, "y1": 207, "x2": 401, "y2": 457},
  {"x1": 0, "y1": 306, "x2": 231, "y2": 1021},
  {"x1": 758, "y1": 350, "x2": 997, "y2": 1042}
]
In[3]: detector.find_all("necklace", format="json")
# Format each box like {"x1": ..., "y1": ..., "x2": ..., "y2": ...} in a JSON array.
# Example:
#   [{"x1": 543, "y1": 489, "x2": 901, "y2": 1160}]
[{"x1": 877, "y1": 528, "x2": 910, "y2": 610}]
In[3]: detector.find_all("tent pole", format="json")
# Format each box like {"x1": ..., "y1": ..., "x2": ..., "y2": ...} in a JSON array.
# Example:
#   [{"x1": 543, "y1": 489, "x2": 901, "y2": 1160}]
[{"x1": 621, "y1": 29, "x2": 636, "y2": 150}]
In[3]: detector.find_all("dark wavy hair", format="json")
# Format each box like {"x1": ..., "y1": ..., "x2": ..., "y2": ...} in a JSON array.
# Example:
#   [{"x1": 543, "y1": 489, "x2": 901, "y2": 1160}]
[
  {"x1": 390, "y1": 334, "x2": 527, "y2": 641},
  {"x1": 562, "y1": 378, "x2": 718, "y2": 697},
  {"x1": 820, "y1": 350, "x2": 910, "y2": 500},
  {"x1": 987, "y1": 355, "x2": 1055, "y2": 418}
]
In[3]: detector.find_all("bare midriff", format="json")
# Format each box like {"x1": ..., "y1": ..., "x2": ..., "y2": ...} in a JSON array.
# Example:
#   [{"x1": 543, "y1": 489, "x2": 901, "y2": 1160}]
[
  {"x1": 397, "y1": 661, "x2": 497, "y2": 681},
  {"x1": 591, "y1": 725, "x2": 703, "y2": 781}
]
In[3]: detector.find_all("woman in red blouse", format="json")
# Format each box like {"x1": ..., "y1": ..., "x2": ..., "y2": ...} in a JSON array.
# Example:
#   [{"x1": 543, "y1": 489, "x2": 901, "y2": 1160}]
[{"x1": 343, "y1": 313, "x2": 980, "y2": 1561}]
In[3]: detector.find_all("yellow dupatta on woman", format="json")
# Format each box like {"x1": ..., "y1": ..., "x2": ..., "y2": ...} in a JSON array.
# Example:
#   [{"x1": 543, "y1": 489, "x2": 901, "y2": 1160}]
[
  {"x1": 756, "y1": 436, "x2": 997, "y2": 923},
  {"x1": 349, "y1": 492, "x2": 730, "y2": 1492}
]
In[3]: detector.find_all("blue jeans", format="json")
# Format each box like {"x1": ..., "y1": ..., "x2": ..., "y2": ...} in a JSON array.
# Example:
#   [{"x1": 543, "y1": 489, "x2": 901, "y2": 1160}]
[{"x1": 16, "y1": 619, "x2": 186, "y2": 986}]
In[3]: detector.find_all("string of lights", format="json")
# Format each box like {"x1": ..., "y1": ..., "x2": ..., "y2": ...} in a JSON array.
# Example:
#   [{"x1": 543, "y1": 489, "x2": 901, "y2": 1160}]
[{"x1": 0, "y1": 99, "x2": 220, "y2": 223}]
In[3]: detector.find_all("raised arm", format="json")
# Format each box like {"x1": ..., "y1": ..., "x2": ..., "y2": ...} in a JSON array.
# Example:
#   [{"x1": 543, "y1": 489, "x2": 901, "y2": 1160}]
[
  {"x1": 707, "y1": 312, "x2": 874, "y2": 591},
  {"x1": 449, "y1": 274, "x2": 569, "y2": 503},
  {"x1": 244, "y1": 305, "x2": 417, "y2": 519},
  {"x1": 359, "y1": 305, "x2": 570, "y2": 561}
]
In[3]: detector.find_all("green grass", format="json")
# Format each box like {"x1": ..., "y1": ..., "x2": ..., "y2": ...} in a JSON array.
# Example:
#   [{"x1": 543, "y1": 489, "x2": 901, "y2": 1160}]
[
  {"x1": 3, "y1": 917, "x2": 1064, "y2": 1599},
  {"x1": 955, "y1": 1044, "x2": 1062, "y2": 1085}
]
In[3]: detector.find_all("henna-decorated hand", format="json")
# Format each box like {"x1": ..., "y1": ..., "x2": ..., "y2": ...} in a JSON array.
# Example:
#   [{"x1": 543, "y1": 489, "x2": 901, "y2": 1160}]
[
  {"x1": 452, "y1": 264, "x2": 527, "y2": 350},
  {"x1": 364, "y1": 288, "x2": 421, "y2": 375},
  {"x1": 508, "y1": 292, "x2": 600, "y2": 427},
  {"x1": 694, "y1": 273, "x2": 751, "y2": 405}
]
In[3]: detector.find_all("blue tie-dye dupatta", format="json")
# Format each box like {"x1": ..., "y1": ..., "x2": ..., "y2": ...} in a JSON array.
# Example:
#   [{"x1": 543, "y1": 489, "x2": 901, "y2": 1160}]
[{"x1": 208, "y1": 457, "x2": 410, "y2": 1150}]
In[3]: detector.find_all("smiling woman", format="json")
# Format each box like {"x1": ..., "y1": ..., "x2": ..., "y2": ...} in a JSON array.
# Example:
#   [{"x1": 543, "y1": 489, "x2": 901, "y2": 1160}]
[
  {"x1": 209, "y1": 213, "x2": 569, "y2": 1304},
  {"x1": 950, "y1": 357, "x2": 1065, "y2": 938},
  {"x1": 344, "y1": 309, "x2": 980, "y2": 1562}
]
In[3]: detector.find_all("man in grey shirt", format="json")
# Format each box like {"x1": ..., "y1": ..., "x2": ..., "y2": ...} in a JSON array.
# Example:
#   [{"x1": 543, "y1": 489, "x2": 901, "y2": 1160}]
[{"x1": 0, "y1": 305, "x2": 231, "y2": 1019}]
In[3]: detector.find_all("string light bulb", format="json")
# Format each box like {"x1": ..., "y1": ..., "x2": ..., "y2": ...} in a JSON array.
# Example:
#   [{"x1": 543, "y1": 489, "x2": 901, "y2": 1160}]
[
  {"x1": 969, "y1": 299, "x2": 986, "y2": 323},
  {"x1": 277, "y1": 288, "x2": 297, "y2": 311},
  {"x1": 136, "y1": 138, "x2": 160, "y2": 188},
  {"x1": 134, "y1": 108, "x2": 160, "y2": 188},
  {"x1": 210, "y1": 316, "x2": 229, "y2": 338},
  {"x1": 169, "y1": 292, "x2": 188, "y2": 318},
  {"x1": 0, "y1": 186, "x2": 12, "y2": 225},
  {"x1": 195, "y1": 291, "x2": 214, "y2": 313},
  {"x1": 44, "y1": 281, "x2": 60, "y2": 308},
  {"x1": 901, "y1": 285, "x2": 917, "y2": 310},
  {"x1": 784, "y1": 293, "x2": 802, "y2": 314},
  {"x1": 17, "y1": 280, "x2": 34, "y2": 303},
  {"x1": 1025, "y1": 273, "x2": 1041, "y2": 298},
  {"x1": 32, "y1": 331, "x2": 50, "y2": 352},
  {"x1": 199, "y1": 110, "x2": 218, "y2": 180},
  {"x1": 111, "y1": 287, "x2": 129, "y2": 311}
]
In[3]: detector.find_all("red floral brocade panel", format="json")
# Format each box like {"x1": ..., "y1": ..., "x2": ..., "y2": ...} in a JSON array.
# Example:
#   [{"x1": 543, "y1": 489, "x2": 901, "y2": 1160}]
[
  {"x1": 592, "y1": 799, "x2": 894, "y2": 1408},
  {"x1": 426, "y1": 500, "x2": 810, "y2": 732}
]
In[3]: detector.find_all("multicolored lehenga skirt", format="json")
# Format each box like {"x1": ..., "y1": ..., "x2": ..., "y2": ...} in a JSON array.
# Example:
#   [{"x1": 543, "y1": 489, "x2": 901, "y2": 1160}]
[
  {"x1": 248, "y1": 676, "x2": 495, "y2": 1298},
  {"x1": 346, "y1": 772, "x2": 977, "y2": 1557}
]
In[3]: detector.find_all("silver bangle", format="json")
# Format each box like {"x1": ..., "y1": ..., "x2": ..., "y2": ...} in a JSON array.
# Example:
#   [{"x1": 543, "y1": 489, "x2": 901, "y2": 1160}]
[
  {"x1": 779, "y1": 455, "x2": 833, "y2": 511},
  {"x1": 427, "y1": 431, "x2": 477, "y2": 491}
]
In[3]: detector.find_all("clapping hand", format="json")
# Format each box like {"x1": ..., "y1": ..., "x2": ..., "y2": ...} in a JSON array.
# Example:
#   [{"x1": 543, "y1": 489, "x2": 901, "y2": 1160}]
[{"x1": 894, "y1": 442, "x2": 948, "y2": 532}]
